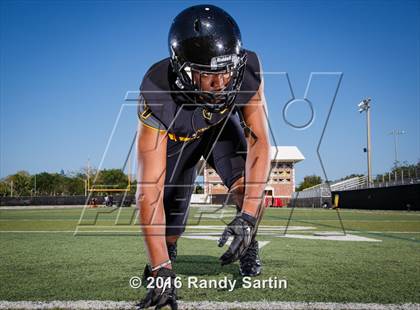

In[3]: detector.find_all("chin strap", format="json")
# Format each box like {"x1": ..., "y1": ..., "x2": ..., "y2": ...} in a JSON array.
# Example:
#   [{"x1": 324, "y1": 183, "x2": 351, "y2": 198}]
[{"x1": 236, "y1": 107, "x2": 258, "y2": 141}]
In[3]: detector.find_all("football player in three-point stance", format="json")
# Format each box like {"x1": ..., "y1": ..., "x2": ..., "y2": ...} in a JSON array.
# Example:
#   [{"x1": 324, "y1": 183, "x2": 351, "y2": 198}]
[{"x1": 136, "y1": 5, "x2": 271, "y2": 309}]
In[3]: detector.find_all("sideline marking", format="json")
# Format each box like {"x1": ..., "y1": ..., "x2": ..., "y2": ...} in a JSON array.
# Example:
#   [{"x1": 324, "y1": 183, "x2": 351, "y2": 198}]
[{"x1": 0, "y1": 300, "x2": 418, "y2": 310}]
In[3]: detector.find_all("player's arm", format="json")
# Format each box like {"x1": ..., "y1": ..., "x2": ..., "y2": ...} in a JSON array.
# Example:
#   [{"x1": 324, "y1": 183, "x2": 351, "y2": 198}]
[
  {"x1": 136, "y1": 121, "x2": 170, "y2": 271},
  {"x1": 241, "y1": 79, "x2": 271, "y2": 219},
  {"x1": 218, "y1": 80, "x2": 271, "y2": 266}
]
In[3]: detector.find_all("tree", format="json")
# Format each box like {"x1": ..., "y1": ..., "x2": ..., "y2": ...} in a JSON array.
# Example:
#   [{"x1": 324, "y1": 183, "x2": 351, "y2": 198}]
[
  {"x1": 0, "y1": 180, "x2": 11, "y2": 197},
  {"x1": 296, "y1": 175, "x2": 322, "y2": 191},
  {"x1": 336, "y1": 174, "x2": 365, "y2": 182},
  {"x1": 375, "y1": 161, "x2": 420, "y2": 182},
  {"x1": 3, "y1": 171, "x2": 32, "y2": 196},
  {"x1": 95, "y1": 169, "x2": 129, "y2": 192},
  {"x1": 35, "y1": 172, "x2": 58, "y2": 196},
  {"x1": 0, "y1": 168, "x2": 135, "y2": 197}
]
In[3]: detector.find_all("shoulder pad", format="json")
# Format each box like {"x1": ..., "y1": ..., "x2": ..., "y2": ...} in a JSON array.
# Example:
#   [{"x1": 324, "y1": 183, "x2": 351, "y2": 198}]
[
  {"x1": 137, "y1": 94, "x2": 166, "y2": 132},
  {"x1": 236, "y1": 50, "x2": 262, "y2": 106},
  {"x1": 139, "y1": 58, "x2": 178, "y2": 130}
]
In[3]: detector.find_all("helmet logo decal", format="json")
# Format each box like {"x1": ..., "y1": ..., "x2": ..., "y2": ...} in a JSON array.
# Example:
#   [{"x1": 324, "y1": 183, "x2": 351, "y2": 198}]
[{"x1": 211, "y1": 54, "x2": 239, "y2": 70}]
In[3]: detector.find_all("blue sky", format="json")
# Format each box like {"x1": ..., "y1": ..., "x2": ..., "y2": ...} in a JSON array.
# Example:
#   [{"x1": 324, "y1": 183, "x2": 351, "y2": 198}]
[{"x1": 1, "y1": 0, "x2": 419, "y2": 183}]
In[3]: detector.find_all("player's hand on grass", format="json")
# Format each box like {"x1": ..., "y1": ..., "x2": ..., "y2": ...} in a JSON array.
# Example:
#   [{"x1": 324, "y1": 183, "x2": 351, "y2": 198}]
[
  {"x1": 136, "y1": 267, "x2": 178, "y2": 310},
  {"x1": 218, "y1": 213, "x2": 257, "y2": 265}
]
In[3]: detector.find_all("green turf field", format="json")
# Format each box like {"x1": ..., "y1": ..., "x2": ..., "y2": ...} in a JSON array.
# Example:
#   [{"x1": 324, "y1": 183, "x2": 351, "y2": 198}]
[{"x1": 1, "y1": 206, "x2": 419, "y2": 304}]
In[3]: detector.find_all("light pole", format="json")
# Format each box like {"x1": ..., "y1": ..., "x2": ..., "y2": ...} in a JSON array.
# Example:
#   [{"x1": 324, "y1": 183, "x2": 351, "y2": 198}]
[
  {"x1": 34, "y1": 174, "x2": 37, "y2": 196},
  {"x1": 358, "y1": 98, "x2": 372, "y2": 187},
  {"x1": 388, "y1": 130, "x2": 406, "y2": 168}
]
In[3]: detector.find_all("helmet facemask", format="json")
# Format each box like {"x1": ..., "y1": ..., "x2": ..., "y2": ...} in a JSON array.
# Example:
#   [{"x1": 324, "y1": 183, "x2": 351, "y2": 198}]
[{"x1": 171, "y1": 51, "x2": 247, "y2": 113}]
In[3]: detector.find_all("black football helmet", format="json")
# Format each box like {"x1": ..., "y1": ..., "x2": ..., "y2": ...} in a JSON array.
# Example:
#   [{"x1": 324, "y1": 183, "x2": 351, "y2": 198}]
[{"x1": 168, "y1": 4, "x2": 247, "y2": 113}]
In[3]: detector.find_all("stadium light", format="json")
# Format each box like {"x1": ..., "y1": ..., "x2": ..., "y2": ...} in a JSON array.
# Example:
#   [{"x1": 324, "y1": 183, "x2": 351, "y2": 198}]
[
  {"x1": 358, "y1": 98, "x2": 372, "y2": 187},
  {"x1": 388, "y1": 130, "x2": 407, "y2": 168},
  {"x1": 358, "y1": 98, "x2": 371, "y2": 113}
]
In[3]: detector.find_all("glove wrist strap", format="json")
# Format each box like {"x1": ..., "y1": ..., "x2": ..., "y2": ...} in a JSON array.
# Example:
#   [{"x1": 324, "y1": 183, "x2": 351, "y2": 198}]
[
  {"x1": 151, "y1": 259, "x2": 172, "y2": 272},
  {"x1": 240, "y1": 212, "x2": 257, "y2": 226}
]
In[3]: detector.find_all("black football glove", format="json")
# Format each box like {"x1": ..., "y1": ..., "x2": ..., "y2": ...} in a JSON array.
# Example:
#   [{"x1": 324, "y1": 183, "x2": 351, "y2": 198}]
[
  {"x1": 218, "y1": 213, "x2": 257, "y2": 266},
  {"x1": 136, "y1": 267, "x2": 178, "y2": 310}
]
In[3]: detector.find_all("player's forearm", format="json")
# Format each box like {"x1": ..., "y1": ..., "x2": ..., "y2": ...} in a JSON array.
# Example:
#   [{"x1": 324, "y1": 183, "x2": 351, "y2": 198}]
[
  {"x1": 137, "y1": 187, "x2": 171, "y2": 268},
  {"x1": 242, "y1": 139, "x2": 271, "y2": 218}
]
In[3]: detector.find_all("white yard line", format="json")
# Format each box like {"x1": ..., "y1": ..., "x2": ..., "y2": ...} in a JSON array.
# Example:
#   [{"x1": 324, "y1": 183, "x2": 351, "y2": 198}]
[
  {"x1": 2, "y1": 218, "x2": 420, "y2": 223},
  {"x1": 350, "y1": 231, "x2": 420, "y2": 234},
  {"x1": 278, "y1": 233, "x2": 381, "y2": 242},
  {"x1": 0, "y1": 205, "x2": 87, "y2": 210},
  {"x1": 339, "y1": 209, "x2": 420, "y2": 216},
  {"x1": 0, "y1": 300, "x2": 418, "y2": 310},
  {"x1": 184, "y1": 225, "x2": 316, "y2": 231},
  {"x1": 0, "y1": 231, "x2": 76, "y2": 233},
  {"x1": 0, "y1": 219, "x2": 78, "y2": 221},
  {"x1": 182, "y1": 235, "x2": 270, "y2": 248},
  {"x1": 289, "y1": 220, "x2": 420, "y2": 222},
  {"x1": 1, "y1": 229, "x2": 419, "y2": 235}
]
